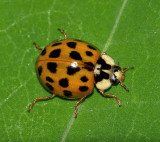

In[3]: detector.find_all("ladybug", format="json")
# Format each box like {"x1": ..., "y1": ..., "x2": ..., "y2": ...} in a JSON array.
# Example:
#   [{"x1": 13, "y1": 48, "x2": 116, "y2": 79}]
[{"x1": 28, "y1": 28, "x2": 134, "y2": 118}]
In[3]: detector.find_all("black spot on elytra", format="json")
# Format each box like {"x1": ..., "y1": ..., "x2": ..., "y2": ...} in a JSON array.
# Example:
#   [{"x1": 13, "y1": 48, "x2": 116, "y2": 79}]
[
  {"x1": 38, "y1": 66, "x2": 42, "y2": 76},
  {"x1": 79, "y1": 86, "x2": 89, "y2": 92},
  {"x1": 64, "y1": 90, "x2": 72, "y2": 97},
  {"x1": 67, "y1": 66, "x2": 80, "y2": 75},
  {"x1": 59, "y1": 78, "x2": 69, "y2": 88},
  {"x1": 84, "y1": 62, "x2": 94, "y2": 67},
  {"x1": 41, "y1": 48, "x2": 46, "y2": 56},
  {"x1": 87, "y1": 45, "x2": 96, "y2": 50},
  {"x1": 67, "y1": 42, "x2": 77, "y2": 49},
  {"x1": 49, "y1": 49, "x2": 61, "y2": 58},
  {"x1": 86, "y1": 51, "x2": 93, "y2": 56},
  {"x1": 46, "y1": 83, "x2": 54, "y2": 91},
  {"x1": 80, "y1": 76, "x2": 88, "y2": 82},
  {"x1": 46, "y1": 76, "x2": 54, "y2": 83},
  {"x1": 83, "y1": 66, "x2": 93, "y2": 71},
  {"x1": 52, "y1": 42, "x2": 62, "y2": 47},
  {"x1": 70, "y1": 51, "x2": 82, "y2": 60},
  {"x1": 47, "y1": 62, "x2": 57, "y2": 73}
]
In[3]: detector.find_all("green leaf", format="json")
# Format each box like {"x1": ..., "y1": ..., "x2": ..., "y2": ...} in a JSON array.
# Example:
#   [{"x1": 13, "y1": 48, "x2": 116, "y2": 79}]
[{"x1": 0, "y1": 0, "x2": 160, "y2": 141}]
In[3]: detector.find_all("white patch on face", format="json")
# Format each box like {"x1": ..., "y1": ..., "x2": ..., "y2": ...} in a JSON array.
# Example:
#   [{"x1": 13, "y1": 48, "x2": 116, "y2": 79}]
[
  {"x1": 96, "y1": 79, "x2": 111, "y2": 91},
  {"x1": 94, "y1": 64, "x2": 101, "y2": 75},
  {"x1": 102, "y1": 54, "x2": 115, "y2": 66},
  {"x1": 110, "y1": 74, "x2": 116, "y2": 81}
]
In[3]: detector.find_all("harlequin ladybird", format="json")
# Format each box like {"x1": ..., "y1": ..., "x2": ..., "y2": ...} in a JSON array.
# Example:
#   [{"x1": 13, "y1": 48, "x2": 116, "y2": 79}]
[{"x1": 28, "y1": 28, "x2": 134, "y2": 118}]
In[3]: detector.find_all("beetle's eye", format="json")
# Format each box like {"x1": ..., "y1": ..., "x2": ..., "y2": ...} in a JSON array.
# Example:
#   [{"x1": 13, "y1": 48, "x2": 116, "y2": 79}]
[
  {"x1": 110, "y1": 75, "x2": 119, "y2": 85},
  {"x1": 113, "y1": 66, "x2": 121, "y2": 72}
]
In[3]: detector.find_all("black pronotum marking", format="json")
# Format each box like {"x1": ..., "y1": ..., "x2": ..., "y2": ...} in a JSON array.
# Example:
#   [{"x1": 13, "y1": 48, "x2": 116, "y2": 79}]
[
  {"x1": 63, "y1": 90, "x2": 72, "y2": 97},
  {"x1": 47, "y1": 62, "x2": 57, "y2": 73},
  {"x1": 101, "y1": 71, "x2": 109, "y2": 79},
  {"x1": 95, "y1": 57, "x2": 112, "y2": 83},
  {"x1": 87, "y1": 45, "x2": 96, "y2": 50},
  {"x1": 67, "y1": 42, "x2": 77, "y2": 49},
  {"x1": 49, "y1": 49, "x2": 61, "y2": 58},
  {"x1": 67, "y1": 66, "x2": 80, "y2": 75},
  {"x1": 70, "y1": 51, "x2": 82, "y2": 60},
  {"x1": 97, "y1": 57, "x2": 103, "y2": 64},
  {"x1": 79, "y1": 86, "x2": 89, "y2": 92},
  {"x1": 80, "y1": 76, "x2": 88, "y2": 82},
  {"x1": 38, "y1": 66, "x2": 42, "y2": 76},
  {"x1": 41, "y1": 48, "x2": 46, "y2": 56},
  {"x1": 52, "y1": 42, "x2": 62, "y2": 47},
  {"x1": 46, "y1": 83, "x2": 54, "y2": 91},
  {"x1": 94, "y1": 71, "x2": 109, "y2": 83},
  {"x1": 59, "y1": 78, "x2": 69, "y2": 88},
  {"x1": 86, "y1": 51, "x2": 93, "y2": 56},
  {"x1": 102, "y1": 64, "x2": 111, "y2": 70},
  {"x1": 46, "y1": 76, "x2": 54, "y2": 83},
  {"x1": 97, "y1": 57, "x2": 111, "y2": 70}
]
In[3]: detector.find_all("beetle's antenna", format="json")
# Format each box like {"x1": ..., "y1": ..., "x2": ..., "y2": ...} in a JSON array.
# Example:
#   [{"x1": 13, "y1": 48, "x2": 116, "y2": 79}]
[{"x1": 122, "y1": 67, "x2": 134, "y2": 73}]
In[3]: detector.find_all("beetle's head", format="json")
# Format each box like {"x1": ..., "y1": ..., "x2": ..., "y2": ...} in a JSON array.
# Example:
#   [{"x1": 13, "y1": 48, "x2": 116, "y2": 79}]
[{"x1": 110, "y1": 65, "x2": 134, "y2": 91}]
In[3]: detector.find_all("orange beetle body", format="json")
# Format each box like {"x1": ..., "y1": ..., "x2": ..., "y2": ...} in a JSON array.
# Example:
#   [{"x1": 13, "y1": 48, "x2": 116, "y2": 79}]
[{"x1": 36, "y1": 39, "x2": 100, "y2": 99}]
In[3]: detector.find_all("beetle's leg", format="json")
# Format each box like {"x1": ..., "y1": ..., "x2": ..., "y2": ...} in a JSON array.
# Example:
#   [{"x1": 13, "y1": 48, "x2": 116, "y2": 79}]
[
  {"x1": 74, "y1": 96, "x2": 87, "y2": 119},
  {"x1": 33, "y1": 42, "x2": 43, "y2": 51},
  {"x1": 28, "y1": 94, "x2": 56, "y2": 112},
  {"x1": 99, "y1": 90, "x2": 121, "y2": 107},
  {"x1": 119, "y1": 81, "x2": 129, "y2": 91},
  {"x1": 58, "y1": 28, "x2": 68, "y2": 40}
]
